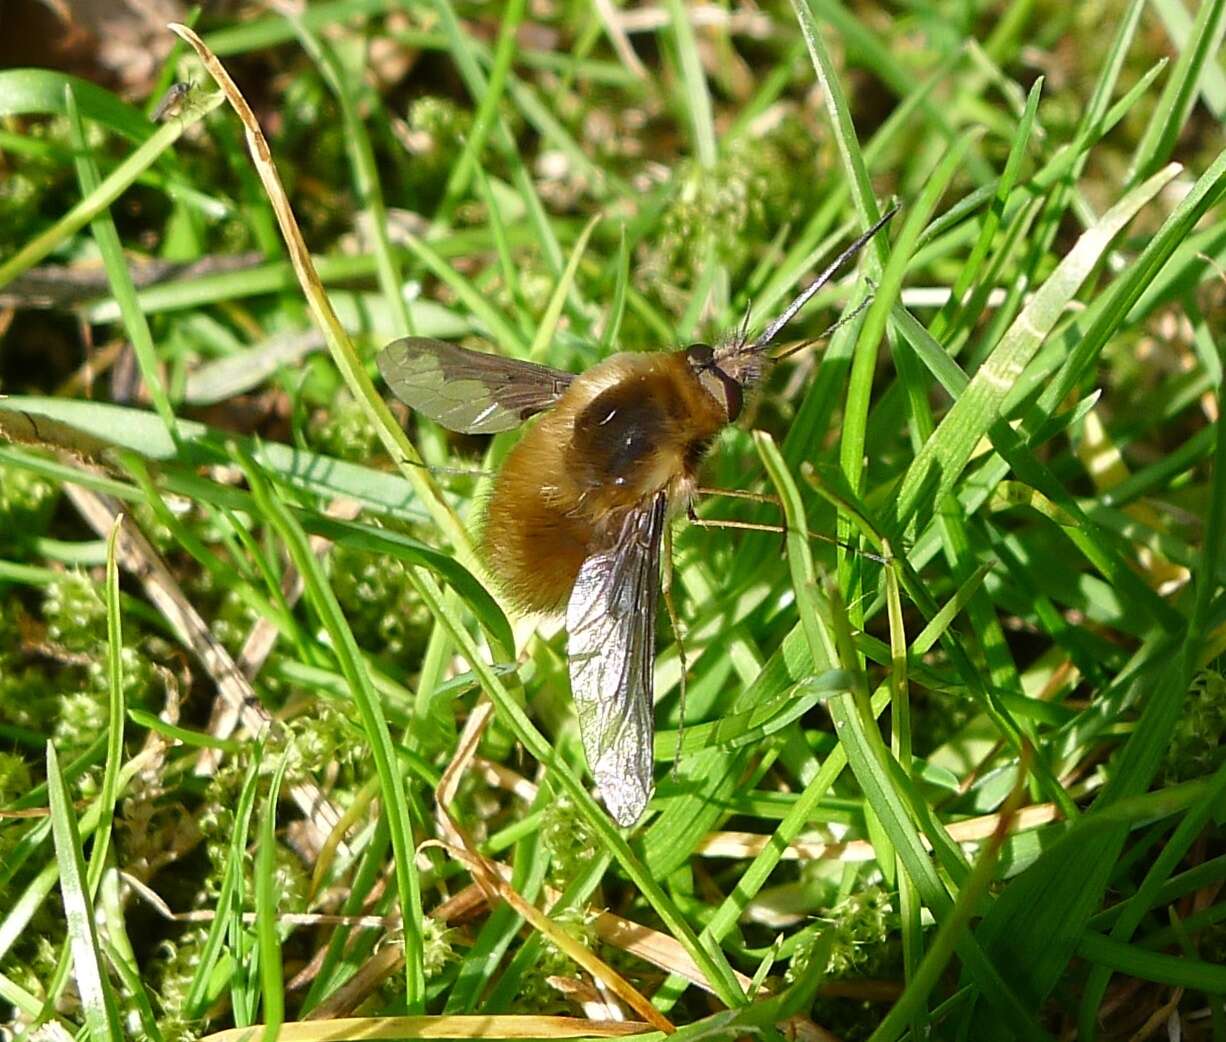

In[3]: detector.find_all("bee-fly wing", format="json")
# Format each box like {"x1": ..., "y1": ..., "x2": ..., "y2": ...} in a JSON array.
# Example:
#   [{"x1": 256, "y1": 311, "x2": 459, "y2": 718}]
[
  {"x1": 377, "y1": 337, "x2": 574, "y2": 435},
  {"x1": 566, "y1": 492, "x2": 668, "y2": 826}
]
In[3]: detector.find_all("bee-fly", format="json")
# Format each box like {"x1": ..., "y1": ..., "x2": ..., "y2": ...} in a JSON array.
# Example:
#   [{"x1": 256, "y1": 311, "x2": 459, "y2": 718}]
[{"x1": 378, "y1": 207, "x2": 897, "y2": 826}]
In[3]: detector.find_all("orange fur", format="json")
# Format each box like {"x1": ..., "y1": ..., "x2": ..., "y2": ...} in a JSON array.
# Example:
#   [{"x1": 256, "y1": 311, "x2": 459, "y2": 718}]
[{"x1": 481, "y1": 351, "x2": 727, "y2": 613}]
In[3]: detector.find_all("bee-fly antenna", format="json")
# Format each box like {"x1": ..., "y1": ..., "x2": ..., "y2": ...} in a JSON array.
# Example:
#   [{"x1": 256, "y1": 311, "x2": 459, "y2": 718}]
[
  {"x1": 749, "y1": 204, "x2": 898, "y2": 353},
  {"x1": 737, "y1": 296, "x2": 754, "y2": 346},
  {"x1": 771, "y1": 280, "x2": 878, "y2": 363}
]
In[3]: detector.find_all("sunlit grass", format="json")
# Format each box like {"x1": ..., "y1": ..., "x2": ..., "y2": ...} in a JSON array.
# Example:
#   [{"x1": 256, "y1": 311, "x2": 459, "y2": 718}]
[{"x1": 0, "y1": 2, "x2": 1224, "y2": 1040}]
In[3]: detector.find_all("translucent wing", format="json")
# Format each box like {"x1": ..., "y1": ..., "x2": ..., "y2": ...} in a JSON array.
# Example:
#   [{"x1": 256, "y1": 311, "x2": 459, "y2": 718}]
[
  {"x1": 377, "y1": 337, "x2": 574, "y2": 435},
  {"x1": 566, "y1": 492, "x2": 667, "y2": 827}
]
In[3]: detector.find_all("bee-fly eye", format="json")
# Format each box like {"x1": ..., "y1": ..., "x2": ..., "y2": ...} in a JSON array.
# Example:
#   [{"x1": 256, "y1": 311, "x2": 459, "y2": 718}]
[
  {"x1": 684, "y1": 343, "x2": 716, "y2": 368},
  {"x1": 693, "y1": 361, "x2": 744, "y2": 422},
  {"x1": 716, "y1": 370, "x2": 744, "y2": 422}
]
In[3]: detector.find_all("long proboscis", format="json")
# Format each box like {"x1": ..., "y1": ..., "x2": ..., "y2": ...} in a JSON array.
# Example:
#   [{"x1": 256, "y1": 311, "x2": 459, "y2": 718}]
[{"x1": 749, "y1": 203, "x2": 899, "y2": 353}]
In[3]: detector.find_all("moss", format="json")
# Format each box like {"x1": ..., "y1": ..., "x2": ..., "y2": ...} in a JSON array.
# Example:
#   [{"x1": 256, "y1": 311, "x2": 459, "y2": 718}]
[
  {"x1": 285, "y1": 703, "x2": 363, "y2": 781},
  {"x1": 144, "y1": 928, "x2": 208, "y2": 1042},
  {"x1": 329, "y1": 543, "x2": 430, "y2": 662},
  {"x1": 41, "y1": 571, "x2": 106, "y2": 651},
  {"x1": 0, "y1": 464, "x2": 58, "y2": 553},
  {"x1": 787, "y1": 886, "x2": 894, "y2": 983},
  {"x1": 0, "y1": 661, "x2": 62, "y2": 734},
  {"x1": 540, "y1": 795, "x2": 598, "y2": 888},
  {"x1": 400, "y1": 96, "x2": 474, "y2": 212},
  {"x1": 638, "y1": 114, "x2": 825, "y2": 308},
  {"x1": 422, "y1": 916, "x2": 459, "y2": 980},
  {"x1": 0, "y1": 751, "x2": 31, "y2": 804},
  {"x1": 516, "y1": 906, "x2": 598, "y2": 1012},
  {"x1": 308, "y1": 393, "x2": 384, "y2": 463},
  {"x1": 1162, "y1": 669, "x2": 1226, "y2": 784}
]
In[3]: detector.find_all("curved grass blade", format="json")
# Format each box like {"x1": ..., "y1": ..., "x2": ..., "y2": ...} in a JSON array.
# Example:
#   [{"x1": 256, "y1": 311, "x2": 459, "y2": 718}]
[
  {"x1": 64, "y1": 84, "x2": 178, "y2": 442},
  {"x1": 0, "y1": 67, "x2": 155, "y2": 142},
  {"x1": 0, "y1": 88, "x2": 224, "y2": 289},
  {"x1": 892, "y1": 162, "x2": 1181, "y2": 533},
  {"x1": 46, "y1": 742, "x2": 124, "y2": 1042},
  {"x1": 239, "y1": 449, "x2": 428, "y2": 1011}
]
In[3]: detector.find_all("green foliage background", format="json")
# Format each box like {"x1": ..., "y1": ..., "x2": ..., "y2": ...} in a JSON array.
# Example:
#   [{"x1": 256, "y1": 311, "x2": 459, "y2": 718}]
[{"x1": 0, "y1": 1, "x2": 1224, "y2": 1040}]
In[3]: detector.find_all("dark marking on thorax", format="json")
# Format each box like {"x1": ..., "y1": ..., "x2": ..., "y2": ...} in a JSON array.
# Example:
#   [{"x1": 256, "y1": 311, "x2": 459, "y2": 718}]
[{"x1": 570, "y1": 378, "x2": 670, "y2": 486}]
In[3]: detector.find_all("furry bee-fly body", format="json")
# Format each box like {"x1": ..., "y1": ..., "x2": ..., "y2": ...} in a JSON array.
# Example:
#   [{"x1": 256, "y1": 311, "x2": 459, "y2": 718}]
[
  {"x1": 482, "y1": 346, "x2": 740, "y2": 613},
  {"x1": 378, "y1": 206, "x2": 897, "y2": 826}
]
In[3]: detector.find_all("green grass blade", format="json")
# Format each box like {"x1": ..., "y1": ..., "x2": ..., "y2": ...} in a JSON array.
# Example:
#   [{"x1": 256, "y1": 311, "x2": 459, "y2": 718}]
[
  {"x1": 84, "y1": 518, "x2": 126, "y2": 897},
  {"x1": 790, "y1": 0, "x2": 885, "y2": 241},
  {"x1": 930, "y1": 78, "x2": 1042, "y2": 343},
  {"x1": 63, "y1": 84, "x2": 179, "y2": 441},
  {"x1": 239, "y1": 449, "x2": 427, "y2": 1011},
  {"x1": 893, "y1": 162, "x2": 1180, "y2": 532},
  {"x1": 1128, "y1": 0, "x2": 1226, "y2": 184},
  {"x1": 528, "y1": 215, "x2": 600, "y2": 361},
  {"x1": 756, "y1": 430, "x2": 1054, "y2": 1038},
  {"x1": 439, "y1": 0, "x2": 527, "y2": 217},
  {"x1": 256, "y1": 747, "x2": 294, "y2": 1039},
  {"x1": 0, "y1": 90, "x2": 223, "y2": 290},
  {"x1": 285, "y1": 11, "x2": 414, "y2": 337},
  {"x1": 0, "y1": 67, "x2": 155, "y2": 141},
  {"x1": 46, "y1": 742, "x2": 124, "y2": 1042},
  {"x1": 666, "y1": 0, "x2": 717, "y2": 168}
]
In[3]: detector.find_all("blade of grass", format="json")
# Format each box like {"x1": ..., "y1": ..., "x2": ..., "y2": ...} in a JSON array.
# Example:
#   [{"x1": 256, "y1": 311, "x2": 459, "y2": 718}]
[
  {"x1": 167, "y1": 23, "x2": 475, "y2": 581},
  {"x1": 869, "y1": 765, "x2": 1028, "y2": 1042},
  {"x1": 665, "y1": 0, "x2": 717, "y2": 169},
  {"x1": 399, "y1": 231, "x2": 528, "y2": 354},
  {"x1": 1080, "y1": 752, "x2": 1226, "y2": 1034},
  {"x1": 965, "y1": 405, "x2": 1225, "y2": 1037},
  {"x1": 99, "y1": 932, "x2": 163, "y2": 1042},
  {"x1": 1151, "y1": 0, "x2": 1226, "y2": 114},
  {"x1": 892, "y1": 162, "x2": 1181, "y2": 533},
  {"x1": 1077, "y1": 932, "x2": 1226, "y2": 993},
  {"x1": 46, "y1": 742, "x2": 124, "y2": 1042},
  {"x1": 755, "y1": 430, "x2": 1054, "y2": 1039},
  {"x1": 63, "y1": 85, "x2": 178, "y2": 441},
  {"x1": 438, "y1": 0, "x2": 528, "y2": 220},
  {"x1": 1078, "y1": 369, "x2": 1226, "y2": 1035},
  {"x1": 838, "y1": 136, "x2": 970, "y2": 608},
  {"x1": 885, "y1": 549, "x2": 923, "y2": 1037},
  {"x1": 424, "y1": 0, "x2": 565, "y2": 276},
  {"x1": 0, "y1": 87, "x2": 223, "y2": 289},
  {"x1": 0, "y1": 67, "x2": 156, "y2": 142},
  {"x1": 256, "y1": 747, "x2": 294, "y2": 1040},
  {"x1": 85, "y1": 518, "x2": 126, "y2": 895},
  {"x1": 239, "y1": 448, "x2": 427, "y2": 1012},
  {"x1": 528, "y1": 215, "x2": 600, "y2": 362},
  {"x1": 1029, "y1": 145, "x2": 1226, "y2": 434},
  {"x1": 283, "y1": 7, "x2": 414, "y2": 337},
  {"x1": 200, "y1": 1015, "x2": 655, "y2": 1042},
  {"x1": 790, "y1": 0, "x2": 888, "y2": 250},
  {"x1": 386, "y1": 553, "x2": 747, "y2": 1008},
  {"x1": 599, "y1": 224, "x2": 631, "y2": 353},
  {"x1": 930, "y1": 78, "x2": 1042, "y2": 343},
  {"x1": 1128, "y1": 0, "x2": 1226, "y2": 184}
]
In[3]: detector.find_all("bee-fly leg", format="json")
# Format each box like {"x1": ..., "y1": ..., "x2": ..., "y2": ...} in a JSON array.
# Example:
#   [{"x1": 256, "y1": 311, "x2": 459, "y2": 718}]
[
  {"x1": 661, "y1": 523, "x2": 688, "y2": 780},
  {"x1": 690, "y1": 487, "x2": 789, "y2": 542},
  {"x1": 687, "y1": 493, "x2": 891, "y2": 563},
  {"x1": 695, "y1": 486, "x2": 782, "y2": 508},
  {"x1": 399, "y1": 457, "x2": 497, "y2": 480}
]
